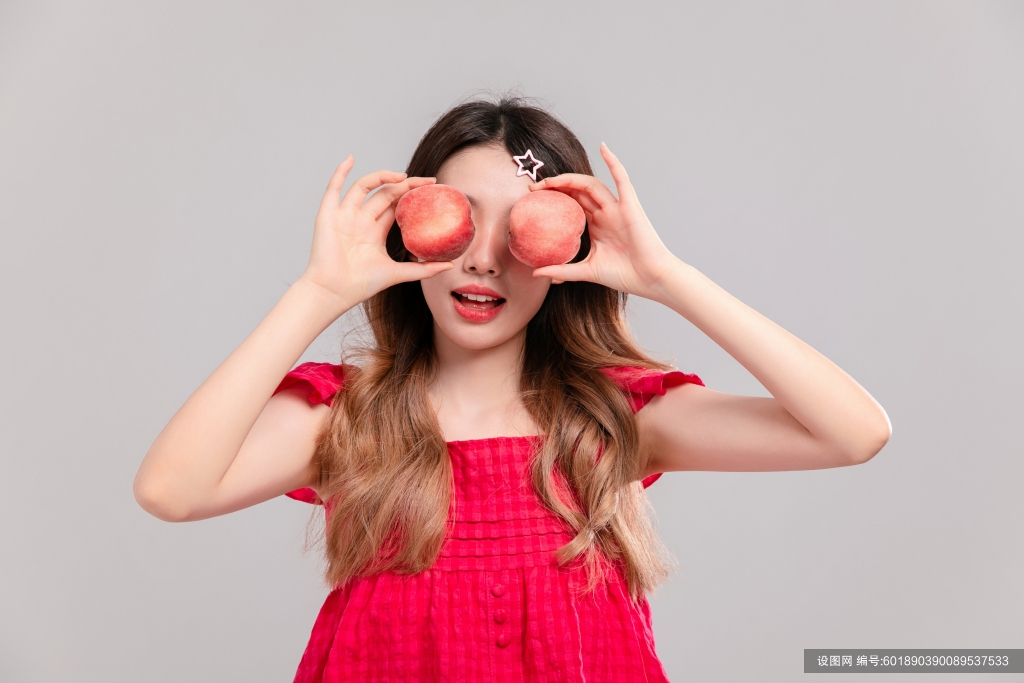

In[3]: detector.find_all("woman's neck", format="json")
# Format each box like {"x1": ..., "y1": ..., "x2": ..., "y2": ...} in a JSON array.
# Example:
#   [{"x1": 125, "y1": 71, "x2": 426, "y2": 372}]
[{"x1": 429, "y1": 326, "x2": 540, "y2": 440}]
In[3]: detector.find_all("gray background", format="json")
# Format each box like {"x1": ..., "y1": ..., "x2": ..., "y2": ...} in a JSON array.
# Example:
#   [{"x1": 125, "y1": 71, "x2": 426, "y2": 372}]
[{"x1": 1, "y1": 1, "x2": 1021, "y2": 681}]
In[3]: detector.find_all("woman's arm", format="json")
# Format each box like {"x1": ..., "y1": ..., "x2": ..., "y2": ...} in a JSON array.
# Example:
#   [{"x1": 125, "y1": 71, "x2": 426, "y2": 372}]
[
  {"x1": 531, "y1": 144, "x2": 891, "y2": 474},
  {"x1": 134, "y1": 159, "x2": 449, "y2": 521},
  {"x1": 134, "y1": 280, "x2": 350, "y2": 522},
  {"x1": 634, "y1": 261, "x2": 890, "y2": 474}
]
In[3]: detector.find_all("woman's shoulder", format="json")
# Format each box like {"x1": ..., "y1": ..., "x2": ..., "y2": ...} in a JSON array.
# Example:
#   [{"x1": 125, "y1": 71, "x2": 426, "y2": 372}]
[
  {"x1": 273, "y1": 361, "x2": 355, "y2": 408},
  {"x1": 596, "y1": 365, "x2": 705, "y2": 489},
  {"x1": 599, "y1": 365, "x2": 705, "y2": 413},
  {"x1": 275, "y1": 361, "x2": 354, "y2": 507}
]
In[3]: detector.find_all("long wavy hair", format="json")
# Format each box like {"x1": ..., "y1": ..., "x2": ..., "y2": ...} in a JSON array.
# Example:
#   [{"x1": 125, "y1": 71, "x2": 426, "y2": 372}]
[{"x1": 312, "y1": 94, "x2": 676, "y2": 600}]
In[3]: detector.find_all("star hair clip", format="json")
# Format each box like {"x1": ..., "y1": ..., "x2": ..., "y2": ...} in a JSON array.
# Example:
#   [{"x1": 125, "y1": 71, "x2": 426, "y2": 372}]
[{"x1": 512, "y1": 149, "x2": 545, "y2": 181}]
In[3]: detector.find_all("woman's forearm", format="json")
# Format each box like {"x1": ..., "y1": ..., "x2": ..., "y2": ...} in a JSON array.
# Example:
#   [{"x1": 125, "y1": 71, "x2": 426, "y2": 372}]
[
  {"x1": 133, "y1": 277, "x2": 359, "y2": 516},
  {"x1": 650, "y1": 258, "x2": 892, "y2": 461}
]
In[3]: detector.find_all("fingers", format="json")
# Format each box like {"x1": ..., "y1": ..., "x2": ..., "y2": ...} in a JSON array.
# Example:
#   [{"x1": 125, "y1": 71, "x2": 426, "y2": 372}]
[
  {"x1": 319, "y1": 156, "x2": 355, "y2": 213},
  {"x1": 340, "y1": 168, "x2": 409, "y2": 209},
  {"x1": 599, "y1": 142, "x2": 637, "y2": 203},
  {"x1": 545, "y1": 185, "x2": 601, "y2": 215},
  {"x1": 364, "y1": 176, "x2": 436, "y2": 220},
  {"x1": 533, "y1": 172, "x2": 617, "y2": 209},
  {"x1": 392, "y1": 260, "x2": 454, "y2": 283},
  {"x1": 532, "y1": 262, "x2": 590, "y2": 283},
  {"x1": 376, "y1": 204, "x2": 396, "y2": 232}
]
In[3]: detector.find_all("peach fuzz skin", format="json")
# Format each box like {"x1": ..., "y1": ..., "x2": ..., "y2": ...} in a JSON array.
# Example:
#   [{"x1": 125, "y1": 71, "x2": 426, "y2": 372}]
[
  {"x1": 508, "y1": 189, "x2": 586, "y2": 268},
  {"x1": 395, "y1": 184, "x2": 475, "y2": 262}
]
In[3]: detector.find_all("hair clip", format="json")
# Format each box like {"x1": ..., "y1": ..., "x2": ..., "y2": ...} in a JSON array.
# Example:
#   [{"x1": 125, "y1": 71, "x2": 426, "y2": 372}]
[{"x1": 512, "y1": 149, "x2": 545, "y2": 181}]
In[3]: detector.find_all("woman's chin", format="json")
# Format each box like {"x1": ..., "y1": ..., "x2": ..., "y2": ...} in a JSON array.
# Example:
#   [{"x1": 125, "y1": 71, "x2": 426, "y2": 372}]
[{"x1": 432, "y1": 317, "x2": 525, "y2": 352}]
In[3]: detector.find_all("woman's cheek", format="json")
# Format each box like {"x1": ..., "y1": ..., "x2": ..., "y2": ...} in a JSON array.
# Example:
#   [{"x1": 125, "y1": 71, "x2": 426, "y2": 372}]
[{"x1": 517, "y1": 282, "x2": 552, "y2": 324}]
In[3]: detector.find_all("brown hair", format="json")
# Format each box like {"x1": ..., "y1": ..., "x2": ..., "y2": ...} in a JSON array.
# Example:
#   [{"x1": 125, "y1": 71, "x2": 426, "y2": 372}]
[{"x1": 313, "y1": 93, "x2": 676, "y2": 599}]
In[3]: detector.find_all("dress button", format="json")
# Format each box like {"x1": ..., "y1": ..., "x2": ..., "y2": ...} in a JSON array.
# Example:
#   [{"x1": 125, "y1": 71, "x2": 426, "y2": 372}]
[
  {"x1": 491, "y1": 584, "x2": 506, "y2": 597},
  {"x1": 493, "y1": 609, "x2": 507, "y2": 624},
  {"x1": 496, "y1": 632, "x2": 511, "y2": 648}
]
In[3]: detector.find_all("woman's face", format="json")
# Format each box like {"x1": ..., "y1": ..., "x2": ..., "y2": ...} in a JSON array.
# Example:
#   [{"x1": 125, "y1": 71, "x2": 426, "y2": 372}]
[{"x1": 419, "y1": 143, "x2": 552, "y2": 352}]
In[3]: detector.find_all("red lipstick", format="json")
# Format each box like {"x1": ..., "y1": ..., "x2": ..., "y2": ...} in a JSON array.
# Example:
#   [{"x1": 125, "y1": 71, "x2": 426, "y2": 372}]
[{"x1": 451, "y1": 284, "x2": 507, "y2": 322}]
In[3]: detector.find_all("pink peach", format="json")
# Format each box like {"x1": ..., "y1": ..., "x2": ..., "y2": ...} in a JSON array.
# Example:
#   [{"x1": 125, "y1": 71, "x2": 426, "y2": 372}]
[
  {"x1": 395, "y1": 184, "x2": 475, "y2": 262},
  {"x1": 508, "y1": 190, "x2": 586, "y2": 268}
]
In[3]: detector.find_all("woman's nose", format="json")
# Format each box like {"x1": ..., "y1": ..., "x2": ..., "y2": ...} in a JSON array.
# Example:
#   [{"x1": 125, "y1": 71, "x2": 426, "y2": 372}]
[{"x1": 461, "y1": 220, "x2": 506, "y2": 276}]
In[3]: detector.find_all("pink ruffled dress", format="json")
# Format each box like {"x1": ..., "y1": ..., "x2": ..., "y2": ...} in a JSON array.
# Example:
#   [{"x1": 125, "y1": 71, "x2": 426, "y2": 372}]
[{"x1": 275, "y1": 362, "x2": 704, "y2": 683}]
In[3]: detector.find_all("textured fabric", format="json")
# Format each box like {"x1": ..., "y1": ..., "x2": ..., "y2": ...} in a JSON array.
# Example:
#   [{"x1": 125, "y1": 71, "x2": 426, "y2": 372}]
[
  {"x1": 275, "y1": 362, "x2": 353, "y2": 506},
  {"x1": 274, "y1": 361, "x2": 704, "y2": 682}
]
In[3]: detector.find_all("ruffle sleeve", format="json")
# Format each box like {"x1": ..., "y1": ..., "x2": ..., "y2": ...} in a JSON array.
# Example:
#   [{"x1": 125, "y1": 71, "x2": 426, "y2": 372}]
[
  {"x1": 273, "y1": 361, "x2": 347, "y2": 408},
  {"x1": 273, "y1": 361, "x2": 348, "y2": 505},
  {"x1": 599, "y1": 365, "x2": 705, "y2": 488}
]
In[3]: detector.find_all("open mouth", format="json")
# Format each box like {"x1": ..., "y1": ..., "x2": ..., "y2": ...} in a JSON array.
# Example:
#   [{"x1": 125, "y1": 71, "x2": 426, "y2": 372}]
[
  {"x1": 451, "y1": 291, "x2": 506, "y2": 310},
  {"x1": 450, "y1": 289, "x2": 507, "y2": 322}
]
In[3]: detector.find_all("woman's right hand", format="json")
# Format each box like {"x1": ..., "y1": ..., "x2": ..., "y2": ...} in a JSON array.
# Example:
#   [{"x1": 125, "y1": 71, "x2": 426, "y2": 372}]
[{"x1": 300, "y1": 156, "x2": 453, "y2": 310}]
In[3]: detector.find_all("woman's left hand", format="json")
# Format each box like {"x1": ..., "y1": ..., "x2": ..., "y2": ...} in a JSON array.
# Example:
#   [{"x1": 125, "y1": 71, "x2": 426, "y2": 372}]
[{"x1": 529, "y1": 143, "x2": 682, "y2": 301}]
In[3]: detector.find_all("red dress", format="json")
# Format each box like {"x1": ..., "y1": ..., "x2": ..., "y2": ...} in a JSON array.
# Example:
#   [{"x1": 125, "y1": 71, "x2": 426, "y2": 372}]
[{"x1": 275, "y1": 362, "x2": 704, "y2": 683}]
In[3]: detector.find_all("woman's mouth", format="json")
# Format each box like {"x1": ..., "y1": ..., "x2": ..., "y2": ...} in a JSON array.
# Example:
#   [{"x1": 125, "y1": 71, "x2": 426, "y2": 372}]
[{"x1": 451, "y1": 290, "x2": 507, "y2": 322}]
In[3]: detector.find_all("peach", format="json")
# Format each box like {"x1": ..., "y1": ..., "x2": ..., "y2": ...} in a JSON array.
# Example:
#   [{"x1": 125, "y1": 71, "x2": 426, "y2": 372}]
[
  {"x1": 508, "y1": 190, "x2": 586, "y2": 268},
  {"x1": 395, "y1": 184, "x2": 475, "y2": 262}
]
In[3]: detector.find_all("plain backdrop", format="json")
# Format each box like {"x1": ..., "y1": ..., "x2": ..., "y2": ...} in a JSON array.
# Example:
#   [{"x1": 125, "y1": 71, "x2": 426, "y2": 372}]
[{"x1": 1, "y1": 1, "x2": 1022, "y2": 681}]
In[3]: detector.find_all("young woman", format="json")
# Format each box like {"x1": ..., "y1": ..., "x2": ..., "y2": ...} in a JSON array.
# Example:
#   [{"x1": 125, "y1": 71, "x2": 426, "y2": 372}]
[{"x1": 134, "y1": 95, "x2": 890, "y2": 682}]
